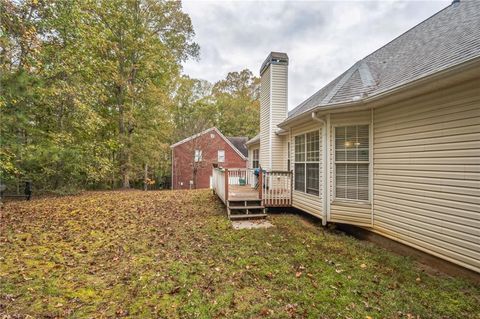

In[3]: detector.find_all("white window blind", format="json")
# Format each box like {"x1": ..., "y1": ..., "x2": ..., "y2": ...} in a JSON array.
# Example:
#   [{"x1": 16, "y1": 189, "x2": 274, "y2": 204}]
[
  {"x1": 294, "y1": 131, "x2": 320, "y2": 195},
  {"x1": 335, "y1": 125, "x2": 369, "y2": 201}
]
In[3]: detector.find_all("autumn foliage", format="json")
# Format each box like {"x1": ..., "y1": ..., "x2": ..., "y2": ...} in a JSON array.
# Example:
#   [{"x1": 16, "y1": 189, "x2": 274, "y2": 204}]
[{"x1": 1, "y1": 191, "x2": 479, "y2": 318}]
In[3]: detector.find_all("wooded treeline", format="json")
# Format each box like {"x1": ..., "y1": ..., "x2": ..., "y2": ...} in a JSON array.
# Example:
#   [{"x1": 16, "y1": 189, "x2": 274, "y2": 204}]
[{"x1": 0, "y1": 0, "x2": 259, "y2": 193}]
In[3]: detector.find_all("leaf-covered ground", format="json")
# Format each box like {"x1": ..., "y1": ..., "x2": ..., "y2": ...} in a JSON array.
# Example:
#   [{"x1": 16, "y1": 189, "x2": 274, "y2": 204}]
[{"x1": 0, "y1": 190, "x2": 479, "y2": 318}]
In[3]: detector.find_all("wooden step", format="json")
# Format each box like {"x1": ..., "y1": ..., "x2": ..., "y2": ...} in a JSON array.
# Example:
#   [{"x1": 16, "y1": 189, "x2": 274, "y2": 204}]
[
  {"x1": 229, "y1": 213, "x2": 267, "y2": 220},
  {"x1": 228, "y1": 205, "x2": 264, "y2": 210}
]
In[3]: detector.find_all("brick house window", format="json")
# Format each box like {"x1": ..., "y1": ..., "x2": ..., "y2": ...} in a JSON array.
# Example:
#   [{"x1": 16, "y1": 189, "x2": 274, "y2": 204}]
[
  {"x1": 218, "y1": 150, "x2": 225, "y2": 162},
  {"x1": 194, "y1": 149, "x2": 203, "y2": 162}
]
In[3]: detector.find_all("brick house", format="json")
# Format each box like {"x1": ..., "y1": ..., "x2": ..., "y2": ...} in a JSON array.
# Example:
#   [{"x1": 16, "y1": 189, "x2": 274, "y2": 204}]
[{"x1": 170, "y1": 127, "x2": 248, "y2": 189}]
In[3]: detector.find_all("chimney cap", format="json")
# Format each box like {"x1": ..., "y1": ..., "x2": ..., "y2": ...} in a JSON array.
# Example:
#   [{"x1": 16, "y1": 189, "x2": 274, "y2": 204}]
[
  {"x1": 260, "y1": 52, "x2": 289, "y2": 75},
  {"x1": 452, "y1": 0, "x2": 460, "y2": 4}
]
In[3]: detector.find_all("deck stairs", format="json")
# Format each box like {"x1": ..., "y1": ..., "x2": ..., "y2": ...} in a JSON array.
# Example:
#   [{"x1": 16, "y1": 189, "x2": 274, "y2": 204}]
[{"x1": 227, "y1": 199, "x2": 266, "y2": 220}]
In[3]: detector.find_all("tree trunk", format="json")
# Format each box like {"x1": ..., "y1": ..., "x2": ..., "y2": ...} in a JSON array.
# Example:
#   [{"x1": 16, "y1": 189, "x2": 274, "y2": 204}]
[{"x1": 119, "y1": 97, "x2": 130, "y2": 189}]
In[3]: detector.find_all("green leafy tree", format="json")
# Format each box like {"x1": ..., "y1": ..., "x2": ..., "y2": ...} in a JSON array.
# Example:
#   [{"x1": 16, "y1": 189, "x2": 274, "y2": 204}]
[
  {"x1": 0, "y1": 0, "x2": 198, "y2": 192},
  {"x1": 86, "y1": 0, "x2": 199, "y2": 188},
  {"x1": 212, "y1": 69, "x2": 260, "y2": 138}
]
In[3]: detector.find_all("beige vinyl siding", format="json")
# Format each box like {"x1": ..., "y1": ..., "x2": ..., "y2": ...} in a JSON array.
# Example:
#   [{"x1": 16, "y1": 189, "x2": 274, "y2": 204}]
[
  {"x1": 259, "y1": 67, "x2": 270, "y2": 169},
  {"x1": 290, "y1": 121, "x2": 323, "y2": 218},
  {"x1": 278, "y1": 136, "x2": 288, "y2": 171},
  {"x1": 270, "y1": 64, "x2": 288, "y2": 170},
  {"x1": 372, "y1": 80, "x2": 480, "y2": 273},
  {"x1": 329, "y1": 110, "x2": 372, "y2": 227}
]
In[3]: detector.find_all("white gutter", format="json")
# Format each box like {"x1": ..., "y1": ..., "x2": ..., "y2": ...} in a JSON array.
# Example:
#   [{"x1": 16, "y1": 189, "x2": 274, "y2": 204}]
[
  {"x1": 311, "y1": 112, "x2": 328, "y2": 226},
  {"x1": 275, "y1": 128, "x2": 289, "y2": 136}
]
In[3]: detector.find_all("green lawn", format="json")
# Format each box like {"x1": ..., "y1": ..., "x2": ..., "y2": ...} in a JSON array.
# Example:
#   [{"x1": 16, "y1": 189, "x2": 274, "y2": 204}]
[{"x1": 1, "y1": 190, "x2": 478, "y2": 318}]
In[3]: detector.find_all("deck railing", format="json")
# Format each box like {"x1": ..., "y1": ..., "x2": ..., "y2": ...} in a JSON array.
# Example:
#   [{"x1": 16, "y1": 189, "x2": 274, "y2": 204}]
[
  {"x1": 212, "y1": 167, "x2": 292, "y2": 207},
  {"x1": 226, "y1": 168, "x2": 257, "y2": 187},
  {"x1": 212, "y1": 167, "x2": 227, "y2": 204},
  {"x1": 262, "y1": 171, "x2": 292, "y2": 206}
]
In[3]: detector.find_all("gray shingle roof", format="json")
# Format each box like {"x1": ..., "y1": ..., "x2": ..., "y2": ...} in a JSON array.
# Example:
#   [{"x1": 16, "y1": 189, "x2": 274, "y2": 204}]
[
  {"x1": 227, "y1": 136, "x2": 249, "y2": 157},
  {"x1": 288, "y1": 0, "x2": 480, "y2": 119}
]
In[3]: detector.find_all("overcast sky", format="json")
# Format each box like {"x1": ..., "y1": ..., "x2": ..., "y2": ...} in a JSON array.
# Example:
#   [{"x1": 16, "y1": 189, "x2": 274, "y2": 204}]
[{"x1": 182, "y1": 0, "x2": 450, "y2": 110}]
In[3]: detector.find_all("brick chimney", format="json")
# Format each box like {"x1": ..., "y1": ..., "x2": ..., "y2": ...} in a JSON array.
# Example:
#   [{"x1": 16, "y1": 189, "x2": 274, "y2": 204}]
[{"x1": 259, "y1": 52, "x2": 289, "y2": 170}]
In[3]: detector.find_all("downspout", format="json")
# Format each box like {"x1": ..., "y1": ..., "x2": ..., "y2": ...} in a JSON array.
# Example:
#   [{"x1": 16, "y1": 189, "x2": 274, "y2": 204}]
[{"x1": 311, "y1": 112, "x2": 328, "y2": 226}]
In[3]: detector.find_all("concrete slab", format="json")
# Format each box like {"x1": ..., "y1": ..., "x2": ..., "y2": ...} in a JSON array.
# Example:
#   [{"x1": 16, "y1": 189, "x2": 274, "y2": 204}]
[{"x1": 231, "y1": 219, "x2": 274, "y2": 230}]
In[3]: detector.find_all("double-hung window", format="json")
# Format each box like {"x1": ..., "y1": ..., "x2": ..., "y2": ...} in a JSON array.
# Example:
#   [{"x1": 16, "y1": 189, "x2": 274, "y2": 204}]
[
  {"x1": 252, "y1": 149, "x2": 259, "y2": 168},
  {"x1": 294, "y1": 131, "x2": 320, "y2": 195},
  {"x1": 335, "y1": 125, "x2": 369, "y2": 201}
]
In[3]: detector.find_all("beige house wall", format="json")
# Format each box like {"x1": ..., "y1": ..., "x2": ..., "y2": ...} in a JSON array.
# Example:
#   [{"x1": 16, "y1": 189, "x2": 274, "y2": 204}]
[
  {"x1": 372, "y1": 80, "x2": 480, "y2": 273},
  {"x1": 281, "y1": 79, "x2": 480, "y2": 272}
]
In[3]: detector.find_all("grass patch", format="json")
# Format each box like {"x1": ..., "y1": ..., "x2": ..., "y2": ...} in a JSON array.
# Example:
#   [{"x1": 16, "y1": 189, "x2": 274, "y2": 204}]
[{"x1": 0, "y1": 190, "x2": 478, "y2": 318}]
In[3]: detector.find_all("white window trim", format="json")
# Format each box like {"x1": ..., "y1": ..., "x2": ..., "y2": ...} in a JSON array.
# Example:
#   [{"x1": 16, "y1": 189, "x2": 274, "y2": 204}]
[
  {"x1": 332, "y1": 122, "x2": 371, "y2": 204},
  {"x1": 293, "y1": 129, "x2": 321, "y2": 197}
]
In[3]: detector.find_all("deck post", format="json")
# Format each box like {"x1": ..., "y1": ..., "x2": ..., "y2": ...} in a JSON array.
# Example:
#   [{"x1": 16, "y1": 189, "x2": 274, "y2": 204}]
[{"x1": 224, "y1": 168, "x2": 229, "y2": 201}]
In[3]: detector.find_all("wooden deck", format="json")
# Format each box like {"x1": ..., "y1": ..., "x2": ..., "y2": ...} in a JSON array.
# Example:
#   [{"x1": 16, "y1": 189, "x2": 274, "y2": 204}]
[
  {"x1": 228, "y1": 185, "x2": 259, "y2": 201},
  {"x1": 212, "y1": 168, "x2": 292, "y2": 220}
]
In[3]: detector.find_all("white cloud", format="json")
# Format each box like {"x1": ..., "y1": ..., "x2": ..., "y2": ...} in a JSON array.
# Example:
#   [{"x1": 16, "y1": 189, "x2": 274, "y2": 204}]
[{"x1": 182, "y1": 0, "x2": 450, "y2": 109}]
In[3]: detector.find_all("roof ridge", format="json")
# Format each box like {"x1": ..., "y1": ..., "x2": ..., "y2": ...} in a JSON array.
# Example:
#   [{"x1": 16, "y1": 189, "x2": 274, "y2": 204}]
[{"x1": 358, "y1": 60, "x2": 376, "y2": 88}]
